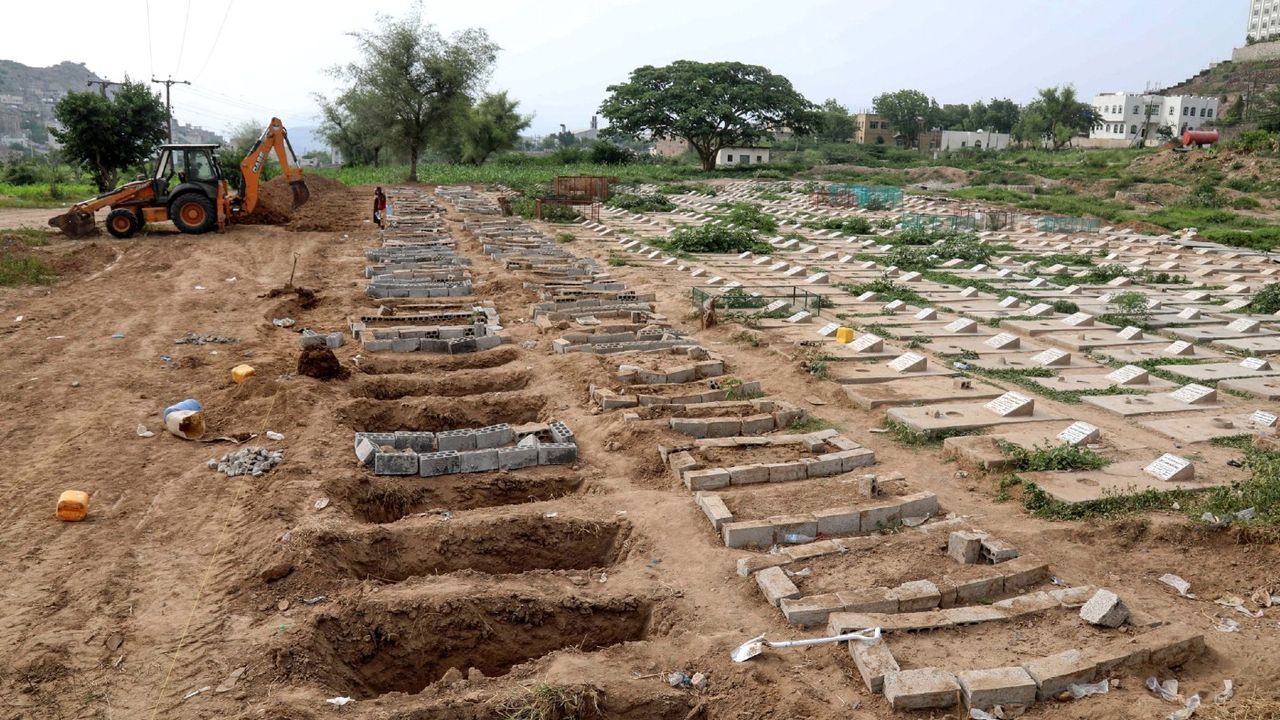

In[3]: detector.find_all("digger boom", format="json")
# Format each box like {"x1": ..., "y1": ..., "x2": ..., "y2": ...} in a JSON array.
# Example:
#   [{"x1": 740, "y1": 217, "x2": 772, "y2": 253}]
[{"x1": 235, "y1": 117, "x2": 309, "y2": 215}]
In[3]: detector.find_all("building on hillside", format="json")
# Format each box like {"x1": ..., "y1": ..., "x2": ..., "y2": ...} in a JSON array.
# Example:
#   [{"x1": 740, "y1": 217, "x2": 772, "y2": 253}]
[
  {"x1": 940, "y1": 130, "x2": 1011, "y2": 151},
  {"x1": 853, "y1": 112, "x2": 941, "y2": 149},
  {"x1": 1248, "y1": 0, "x2": 1280, "y2": 42},
  {"x1": 716, "y1": 147, "x2": 770, "y2": 166},
  {"x1": 1089, "y1": 92, "x2": 1219, "y2": 146},
  {"x1": 650, "y1": 136, "x2": 690, "y2": 158}
]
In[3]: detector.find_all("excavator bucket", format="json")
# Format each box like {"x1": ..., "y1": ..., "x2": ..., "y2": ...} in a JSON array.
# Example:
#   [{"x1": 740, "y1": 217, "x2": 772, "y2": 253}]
[
  {"x1": 48, "y1": 210, "x2": 96, "y2": 238},
  {"x1": 290, "y1": 180, "x2": 310, "y2": 210}
]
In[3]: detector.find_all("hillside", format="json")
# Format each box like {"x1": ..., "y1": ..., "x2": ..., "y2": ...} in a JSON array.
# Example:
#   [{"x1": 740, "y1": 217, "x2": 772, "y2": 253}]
[
  {"x1": 1161, "y1": 54, "x2": 1280, "y2": 119},
  {"x1": 0, "y1": 60, "x2": 102, "y2": 150},
  {"x1": 0, "y1": 59, "x2": 100, "y2": 97}
]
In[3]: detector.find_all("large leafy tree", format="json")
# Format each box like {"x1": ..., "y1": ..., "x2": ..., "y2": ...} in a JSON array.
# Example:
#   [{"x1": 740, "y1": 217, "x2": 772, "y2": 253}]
[
  {"x1": 334, "y1": 6, "x2": 499, "y2": 181},
  {"x1": 872, "y1": 89, "x2": 938, "y2": 149},
  {"x1": 984, "y1": 98, "x2": 1021, "y2": 134},
  {"x1": 460, "y1": 92, "x2": 531, "y2": 165},
  {"x1": 1017, "y1": 85, "x2": 1099, "y2": 149},
  {"x1": 599, "y1": 60, "x2": 817, "y2": 170},
  {"x1": 316, "y1": 88, "x2": 392, "y2": 167},
  {"x1": 815, "y1": 98, "x2": 855, "y2": 142},
  {"x1": 50, "y1": 79, "x2": 166, "y2": 191}
]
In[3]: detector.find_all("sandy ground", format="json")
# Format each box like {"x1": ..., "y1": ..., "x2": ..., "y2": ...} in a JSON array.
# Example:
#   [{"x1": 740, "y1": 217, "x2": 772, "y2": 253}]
[{"x1": 0, "y1": 188, "x2": 1278, "y2": 720}]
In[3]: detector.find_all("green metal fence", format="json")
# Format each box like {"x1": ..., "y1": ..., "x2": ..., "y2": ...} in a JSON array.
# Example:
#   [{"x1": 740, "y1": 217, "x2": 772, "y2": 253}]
[
  {"x1": 815, "y1": 184, "x2": 904, "y2": 209},
  {"x1": 1036, "y1": 215, "x2": 1101, "y2": 232}
]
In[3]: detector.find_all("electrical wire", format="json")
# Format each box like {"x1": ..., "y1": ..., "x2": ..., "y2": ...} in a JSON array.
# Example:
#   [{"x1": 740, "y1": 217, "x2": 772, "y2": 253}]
[
  {"x1": 193, "y1": 0, "x2": 234, "y2": 83},
  {"x1": 174, "y1": 0, "x2": 193, "y2": 76},
  {"x1": 144, "y1": 0, "x2": 155, "y2": 77}
]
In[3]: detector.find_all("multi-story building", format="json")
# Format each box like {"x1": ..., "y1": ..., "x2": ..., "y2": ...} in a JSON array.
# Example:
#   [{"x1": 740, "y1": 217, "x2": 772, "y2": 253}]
[
  {"x1": 1089, "y1": 92, "x2": 1219, "y2": 145},
  {"x1": 1248, "y1": 0, "x2": 1280, "y2": 42},
  {"x1": 852, "y1": 112, "x2": 941, "y2": 150}
]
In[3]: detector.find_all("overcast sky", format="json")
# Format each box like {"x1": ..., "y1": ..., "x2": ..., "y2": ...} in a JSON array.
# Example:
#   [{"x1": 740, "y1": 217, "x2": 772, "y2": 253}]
[{"x1": 4, "y1": 0, "x2": 1248, "y2": 138}]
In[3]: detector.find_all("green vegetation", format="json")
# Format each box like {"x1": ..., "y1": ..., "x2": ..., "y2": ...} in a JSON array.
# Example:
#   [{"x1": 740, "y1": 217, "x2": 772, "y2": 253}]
[
  {"x1": 999, "y1": 441, "x2": 1110, "y2": 472},
  {"x1": 1249, "y1": 283, "x2": 1280, "y2": 314},
  {"x1": 1100, "y1": 290, "x2": 1152, "y2": 329},
  {"x1": 657, "y1": 224, "x2": 772, "y2": 254},
  {"x1": 605, "y1": 192, "x2": 675, "y2": 212},
  {"x1": 718, "y1": 202, "x2": 778, "y2": 232},
  {"x1": 555, "y1": 232, "x2": 576, "y2": 243},
  {"x1": 883, "y1": 417, "x2": 977, "y2": 447},
  {"x1": 657, "y1": 182, "x2": 717, "y2": 196},
  {"x1": 809, "y1": 216, "x2": 872, "y2": 235},
  {"x1": 0, "y1": 255, "x2": 55, "y2": 286},
  {"x1": 509, "y1": 197, "x2": 579, "y2": 223},
  {"x1": 788, "y1": 415, "x2": 842, "y2": 433},
  {"x1": 51, "y1": 80, "x2": 167, "y2": 191},
  {"x1": 838, "y1": 277, "x2": 929, "y2": 305}
]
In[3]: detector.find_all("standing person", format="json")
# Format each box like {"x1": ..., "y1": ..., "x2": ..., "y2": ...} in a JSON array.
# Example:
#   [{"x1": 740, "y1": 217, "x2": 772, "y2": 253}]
[{"x1": 373, "y1": 187, "x2": 387, "y2": 228}]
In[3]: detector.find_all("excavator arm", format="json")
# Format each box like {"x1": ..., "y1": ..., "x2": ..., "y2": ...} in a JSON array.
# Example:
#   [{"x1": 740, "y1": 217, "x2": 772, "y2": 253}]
[
  {"x1": 236, "y1": 117, "x2": 310, "y2": 215},
  {"x1": 48, "y1": 179, "x2": 152, "y2": 237}
]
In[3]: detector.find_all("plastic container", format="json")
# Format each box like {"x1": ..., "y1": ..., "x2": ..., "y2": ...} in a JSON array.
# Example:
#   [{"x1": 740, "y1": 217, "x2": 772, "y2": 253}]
[
  {"x1": 163, "y1": 399, "x2": 206, "y2": 440},
  {"x1": 56, "y1": 490, "x2": 90, "y2": 521},
  {"x1": 163, "y1": 399, "x2": 203, "y2": 419},
  {"x1": 231, "y1": 364, "x2": 256, "y2": 384}
]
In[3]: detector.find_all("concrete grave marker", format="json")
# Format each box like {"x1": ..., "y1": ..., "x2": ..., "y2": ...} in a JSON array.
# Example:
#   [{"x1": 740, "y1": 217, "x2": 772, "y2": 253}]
[
  {"x1": 1250, "y1": 410, "x2": 1279, "y2": 428},
  {"x1": 944, "y1": 318, "x2": 979, "y2": 334},
  {"x1": 889, "y1": 352, "x2": 927, "y2": 373},
  {"x1": 1164, "y1": 340, "x2": 1195, "y2": 356},
  {"x1": 857, "y1": 291, "x2": 879, "y2": 302},
  {"x1": 999, "y1": 296, "x2": 1021, "y2": 308},
  {"x1": 1061, "y1": 312, "x2": 1094, "y2": 327},
  {"x1": 1106, "y1": 365, "x2": 1149, "y2": 385},
  {"x1": 959, "y1": 287, "x2": 979, "y2": 298},
  {"x1": 1145, "y1": 453, "x2": 1194, "y2": 482},
  {"x1": 1176, "y1": 308, "x2": 1201, "y2": 320},
  {"x1": 984, "y1": 391, "x2": 1035, "y2": 417},
  {"x1": 785, "y1": 311, "x2": 812, "y2": 324},
  {"x1": 1170, "y1": 383, "x2": 1217, "y2": 405},
  {"x1": 817, "y1": 322, "x2": 841, "y2": 337},
  {"x1": 763, "y1": 300, "x2": 788, "y2": 313},
  {"x1": 1027, "y1": 303, "x2": 1053, "y2": 317},
  {"x1": 984, "y1": 332, "x2": 1020, "y2": 350},
  {"x1": 1026, "y1": 277, "x2": 1047, "y2": 288},
  {"x1": 1117, "y1": 326, "x2": 1144, "y2": 340},
  {"x1": 915, "y1": 308, "x2": 938, "y2": 320},
  {"x1": 1227, "y1": 318, "x2": 1261, "y2": 334},
  {"x1": 851, "y1": 334, "x2": 885, "y2": 353},
  {"x1": 900, "y1": 271, "x2": 921, "y2": 282},
  {"x1": 884, "y1": 299, "x2": 906, "y2": 313},
  {"x1": 1058, "y1": 421, "x2": 1100, "y2": 446},
  {"x1": 1241, "y1": 357, "x2": 1272, "y2": 371},
  {"x1": 1031, "y1": 348, "x2": 1072, "y2": 367}
]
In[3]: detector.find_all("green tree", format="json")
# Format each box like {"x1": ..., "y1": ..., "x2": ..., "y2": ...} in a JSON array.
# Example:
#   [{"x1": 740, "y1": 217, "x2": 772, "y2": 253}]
[
  {"x1": 333, "y1": 6, "x2": 499, "y2": 181},
  {"x1": 599, "y1": 60, "x2": 817, "y2": 170},
  {"x1": 1020, "y1": 85, "x2": 1098, "y2": 150},
  {"x1": 815, "y1": 98, "x2": 855, "y2": 142},
  {"x1": 1250, "y1": 86, "x2": 1280, "y2": 132},
  {"x1": 872, "y1": 89, "x2": 938, "y2": 149},
  {"x1": 460, "y1": 91, "x2": 531, "y2": 165},
  {"x1": 984, "y1": 98, "x2": 1021, "y2": 133},
  {"x1": 316, "y1": 88, "x2": 392, "y2": 166},
  {"x1": 49, "y1": 79, "x2": 167, "y2": 191},
  {"x1": 937, "y1": 103, "x2": 971, "y2": 131}
]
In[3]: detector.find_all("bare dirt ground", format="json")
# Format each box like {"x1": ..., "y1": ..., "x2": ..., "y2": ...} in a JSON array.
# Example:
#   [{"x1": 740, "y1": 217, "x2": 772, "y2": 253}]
[{"x1": 0, "y1": 186, "x2": 1278, "y2": 720}]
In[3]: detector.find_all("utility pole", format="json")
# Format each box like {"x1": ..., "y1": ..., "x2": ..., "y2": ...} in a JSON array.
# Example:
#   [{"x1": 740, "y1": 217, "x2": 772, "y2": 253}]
[
  {"x1": 150, "y1": 76, "x2": 191, "y2": 143},
  {"x1": 86, "y1": 79, "x2": 122, "y2": 97}
]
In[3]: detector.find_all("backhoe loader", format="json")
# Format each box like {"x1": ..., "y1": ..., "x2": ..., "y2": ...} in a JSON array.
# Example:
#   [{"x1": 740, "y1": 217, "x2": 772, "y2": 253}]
[{"x1": 49, "y1": 117, "x2": 310, "y2": 238}]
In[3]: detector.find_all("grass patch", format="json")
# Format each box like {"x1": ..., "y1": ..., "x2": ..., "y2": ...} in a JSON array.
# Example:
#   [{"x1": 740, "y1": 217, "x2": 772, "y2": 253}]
[
  {"x1": 605, "y1": 192, "x2": 675, "y2": 213},
  {"x1": 999, "y1": 441, "x2": 1110, "y2": 472},
  {"x1": 655, "y1": 224, "x2": 771, "y2": 254},
  {"x1": 883, "y1": 417, "x2": 978, "y2": 447},
  {"x1": 0, "y1": 255, "x2": 55, "y2": 286},
  {"x1": 789, "y1": 415, "x2": 842, "y2": 433}
]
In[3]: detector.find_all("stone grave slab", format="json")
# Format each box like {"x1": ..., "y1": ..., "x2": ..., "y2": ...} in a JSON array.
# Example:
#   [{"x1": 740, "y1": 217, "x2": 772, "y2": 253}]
[
  {"x1": 1094, "y1": 342, "x2": 1227, "y2": 364},
  {"x1": 1001, "y1": 318, "x2": 1119, "y2": 337},
  {"x1": 1156, "y1": 358, "x2": 1280, "y2": 383},
  {"x1": 1216, "y1": 335, "x2": 1280, "y2": 355},
  {"x1": 1037, "y1": 329, "x2": 1160, "y2": 352},
  {"x1": 886, "y1": 399, "x2": 1065, "y2": 438},
  {"x1": 969, "y1": 351, "x2": 1098, "y2": 372},
  {"x1": 1081, "y1": 388, "x2": 1222, "y2": 416},
  {"x1": 1170, "y1": 324, "x2": 1277, "y2": 342},
  {"x1": 845, "y1": 376, "x2": 1004, "y2": 410},
  {"x1": 1020, "y1": 460, "x2": 1240, "y2": 505},
  {"x1": 1140, "y1": 412, "x2": 1279, "y2": 444},
  {"x1": 943, "y1": 423, "x2": 1118, "y2": 472},
  {"x1": 1028, "y1": 369, "x2": 1175, "y2": 394},
  {"x1": 828, "y1": 358, "x2": 953, "y2": 385},
  {"x1": 1219, "y1": 376, "x2": 1280, "y2": 400},
  {"x1": 923, "y1": 334, "x2": 1045, "y2": 357}
]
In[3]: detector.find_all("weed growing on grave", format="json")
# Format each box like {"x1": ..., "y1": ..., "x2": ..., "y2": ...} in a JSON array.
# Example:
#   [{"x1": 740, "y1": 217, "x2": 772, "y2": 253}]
[
  {"x1": 999, "y1": 441, "x2": 1110, "y2": 472},
  {"x1": 802, "y1": 355, "x2": 831, "y2": 380},
  {"x1": 498, "y1": 683, "x2": 603, "y2": 720},
  {"x1": 905, "y1": 335, "x2": 931, "y2": 349},
  {"x1": 556, "y1": 232, "x2": 576, "y2": 243},
  {"x1": 657, "y1": 182, "x2": 717, "y2": 196},
  {"x1": 731, "y1": 330, "x2": 764, "y2": 348},
  {"x1": 721, "y1": 376, "x2": 765, "y2": 401},
  {"x1": 606, "y1": 255, "x2": 631, "y2": 267},
  {"x1": 994, "y1": 475, "x2": 1021, "y2": 502},
  {"x1": 838, "y1": 277, "x2": 930, "y2": 306},
  {"x1": 862, "y1": 323, "x2": 891, "y2": 338},
  {"x1": 789, "y1": 415, "x2": 842, "y2": 433},
  {"x1": 883, "y1": 417, "x2": 977, "y2": 447},
  {"x1": 1249, "y1": 283, "x2": 1280, "y2": 314},
  {"x1": 1100, "y1": 290, "x2": 1152, "y2": 329},
  {"x1": 656, "y1": 225, "x2": 772, "y2": 254},
  {"x1": 716, "y1": 202, "x2": 778, "y2": 232},
  {"x1": 807, "y1": 216, "x2": 873, "y2": 235},
  {"x1": 605, "y1": 192, "x2": 675, "y2": 213},
  {"x1": 1021, "y1": 478, "x2": 1197, "y2": 521}
]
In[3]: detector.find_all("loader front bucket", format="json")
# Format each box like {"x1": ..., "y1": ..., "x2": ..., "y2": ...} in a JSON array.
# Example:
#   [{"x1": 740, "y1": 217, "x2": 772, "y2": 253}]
[
  {"x1": 290, "y1": 180, "x2": 310, "y2": 210},
  {"x1": 48, "y1": 210, "x2": 96, "y2": 238}
]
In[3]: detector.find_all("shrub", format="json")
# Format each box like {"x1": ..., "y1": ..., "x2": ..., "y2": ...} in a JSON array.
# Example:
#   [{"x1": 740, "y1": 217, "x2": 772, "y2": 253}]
[
  {"x1": 1251, "y1": 283, "x2": 1280, "y2": 314},
  {"x1": 719, "y1": 202, "x2": 777, "y2": 232},
  {"x1": 657, "y1": 182, "x2": 717, "y2": 196},
  {"x1": 605, "y1": 193, "x2": 675, "y2": 213},
  {"x1": 1231, "y1": 195, "x2": 1262, "y2": 210},
  {"x1": 660, "y1": 224, "x2": 771, "y2": 254},
  {"x1": 815, "y1": 216, "x2": 872, "y2": 235}
]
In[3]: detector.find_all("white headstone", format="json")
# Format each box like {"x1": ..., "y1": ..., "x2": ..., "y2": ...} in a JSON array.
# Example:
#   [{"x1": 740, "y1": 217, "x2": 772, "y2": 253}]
[
  {"x1": 1061, "y1": 285, "x2": 1082, "y2": 295},
  {"x1": 900, "y1": 271, "x2": 922, "y2": 282},
  {"x1": 785, "y1": 311, "x2": 812, "y2": 324},
  {"x1": 944, "y1": 318, "x2": 979, "y2": 334},
  {"x1": 984, "y1": 332, "x2": 1021, "y2": 350},
  {"x1": 1164, "y1": 340, "x2": 1195, "y2": 356},
  {"x1": 1057, "y1": 421, "x2": 1100, "y2": 446},
  {"x1": 999, "y1": 296, "x2": 1021, "y2": 308},
  {"x1": 1170, "y1": 383, "x2": 1217, "y2": 405},
  {"x1": 851, "y1": 334, "x2": 884, "y2": 353},
  {"x1": 1145, "y1": 453, "x2": 1194, "y2": 482},
  {"x1": 1250, "y1": 410, "x2": 1279, "y2": 428},
  {"x1": 1241, "y1": 357, "x2": 1272, "y2": 371},
  {"x1": 1117, "y1": 326, "x2": 1144, "y2": 340},
  {"x1": 857, "y1": 291, "x2": 879, "y2": 302},
  {"x1": 1183, "y1": 291, "x2": 1210, "y2": 302},
  {"x1": 1106, "y1": 276, "x2": 1133, "y2": 287},
  {"x1": 1061, "y1": 312, "x2": 1095, "y2": 327},
  {"x1": 984, "y1": 391, "x2": 1035, "y2": 417},
  {"x1": 883, "y1": 299, "x2": 905, "y2": 313},
  {"x1": 888, "y1": 352, "x2": 927, "y2": 373},
  {"x1": 959, "y1": 287, "x2": 979, "y2": 298},
  {"x1": 1032, "y1": 348, "x2": 1072, "y2": 367},
  {"x1": 1177, "y1": 308, "x2": 1201, "y2": 320},
  {"x1": 1106, "y1": 365, "x2": 1149, "y2": 385},
  {"x1": 817, "y1": 322, "x2": 841, "y2": 337},
  {"x1": 1227, "y1": 318, "x2": 1261, "y2": 334},
  {"x1": 1026, "y1": 277, "x2": 1047, "y2": 288},
  {"x1": 763, "y1": 300, "x2": 788, "y2": 313},
  {"x1": 1027, "y1": 303, "x2": 1054, "y2": 317},
  {"x1": 914, "y1": 308, "x2": 938, "y2": 320}
]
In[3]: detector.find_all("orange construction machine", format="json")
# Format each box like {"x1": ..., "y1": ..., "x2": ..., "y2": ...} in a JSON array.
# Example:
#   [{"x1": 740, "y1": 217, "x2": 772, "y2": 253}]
[{"x1": 49, "y1": 117, "x2": 310, "y2": 238}]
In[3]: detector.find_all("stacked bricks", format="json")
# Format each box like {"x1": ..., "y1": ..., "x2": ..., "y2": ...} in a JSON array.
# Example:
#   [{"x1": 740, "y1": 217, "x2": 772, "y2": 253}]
[{"x1": 354, "y1": 421, "x2": 577, "y2": 477}]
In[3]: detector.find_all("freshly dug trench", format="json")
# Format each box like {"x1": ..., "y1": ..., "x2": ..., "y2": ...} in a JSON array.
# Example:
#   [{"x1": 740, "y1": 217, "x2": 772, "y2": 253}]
[
  {"x1": 301, "y1": 514, "x2": 629, "y2": 580},
  {"x1": 356, "y1": 346, "x2": 519, "y2": 375},
  {"x1": 335, "y1": 392, "x2": 546, "y2": 432},
  {"x1": 351, "y1": 367, "x2": 532, "y2": 399},
  {"x1": 292, "y1": 594, "x2": 652, "y2": 697},
  {"x1": 341, "y1": 471, "x2": 585, "y2": 522}
]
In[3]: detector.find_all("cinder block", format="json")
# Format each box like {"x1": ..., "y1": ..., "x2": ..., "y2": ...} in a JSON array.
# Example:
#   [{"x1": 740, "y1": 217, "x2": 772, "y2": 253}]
[
  {"x1": 1080, "y1": 589, "x2": 1129, "y2": 628},
  {"x1": 393, "y1": 431, "x2": 436, "y2": 452},
  {"x1": 694, "y1": 493, "x2": 733, "y2": 530},
  {"x1": 1141, "y1": 625, "x2": 1206, "y2": 668},
  {"x1": 999, "y1": 555, "x2": 1050, "y2": 592},
  {"x1": 785, "y1": 539, "x2": 842, "y2": 561},
  {"x1": 950, "y1": 572, "x2": 1004, "y2": 604},
  {"x1": 883, "y1": 668, "x2": 960, "y2": 710},
  {"x1": 549, "y1": 420, "x2": 575, "y2": 444},
  {"x1": 948, "y1": 531, "x2": 988, "y2": 564},
  {"x1": 957, "y1": 667, "x2": 1038, "y2": 710},
  {"x1": 802, "y1": 455, "x2": 843, "y2": 477},
  {"x1": 704, "y1": 417, "x2": 743, "y2": 438},
  {"x1": 940, "y1": 605, "x2": 1007, "y2": 625},
  {"x1": 537, "y1": 442, "x2": 577, "y2": 465},
  {"x1": 896, "y1": 491, "x2": 939, "y2": 520},
  {"x1": 1087, "y1": 637, "x2": 1150, "y2": 677},
  {"x1": 1021, "y1": 650, "x2": 1097, "y2": 700},
  {"x1": 473, "y1": 423, "x2": 514, "y2": 449},
  {"x1": 756, "y1": 566, "x2": 801, "y2": 607},
  {"x1": 685, "y1": 468, "x2": 731, "y2": 491},
  {"x1": 780, "y1": 593, "x2": 844, "y2": 626},
  {"x1": 727, "y1": 463, "x2": 769, "y2": 485},
  {"x1": 722, "y1": 520, "x2": 775, "y2": 549},
  {"x1": 355, "y1": 435, "x2": 379, "y2": 466},
  {"x1": 375, "y1": 451, "x2": 419, "y2": 475},
  {"x1": 835, "y1": 448, "x2": 877, "y2": 472},
  {"x1": 456, "y1": 448, "x2": 499, "y2": 473},
  {"x1": 496, "y1": 446, "x2": 537, "y2": 470},
  {"x1": 851, "y1": 637, "x2": 899, "y2": 693},
  {"x1": 769, "y1": 515, "x2": 818, "y2": 543},
  {"x1": 670, "y1": 417, "x2": 708, "y2": 438},
  {"x1": 813, "y1": 507, "x2": 860, "y2": 535},
  {"x1": 889, "y1": 580, "x2": 942, "y2": 612},
  {"x1": 436, "y1": 429, "x2": 477, "y2": 452},
  {"x1": 668, "y1": 451, "x2": 700, "y2": 476},
  {"x1": 859, "y1": 501, "x2": 901, "y2": 532},
  {"x1": 740, "y1": 413, "x2": 776, "y2": 435},
  {"x1": 980, "y1": 537, "x2": 1020, "y2": 563},
  {"x1": 418, "y1": 450, "x2": 459, "y2": 477},
  {"x1": 838, "y1": 587, "x2": 897, "y2": 613},
  {"x1": 766, "y1": 462, "x2": 807, "y2": 483},
  {"x1": 992, "y1": 591, "x2": 1060, "y2": 617}
]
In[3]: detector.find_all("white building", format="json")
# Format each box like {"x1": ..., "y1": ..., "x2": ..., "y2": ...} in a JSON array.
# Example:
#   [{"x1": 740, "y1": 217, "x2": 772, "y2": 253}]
[
  {"x1": 1089, "y1": 92, "x2": 1219, "y2": 146},
  {"x1": 1248, "y1": 0, "x2": 1280, "y2": 42},
  {"x1": 940, "y1": 130, "x2": 1010, "y2": 152},
  {"x1": 716, "y1": 147, "x2": 770, "y2": 166}
]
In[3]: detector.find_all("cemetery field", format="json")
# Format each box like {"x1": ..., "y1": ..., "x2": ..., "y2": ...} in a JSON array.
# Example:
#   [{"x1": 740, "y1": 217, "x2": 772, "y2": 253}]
[{"x1": 0, "y1": 176, "x2": 1279, "y2": 719}]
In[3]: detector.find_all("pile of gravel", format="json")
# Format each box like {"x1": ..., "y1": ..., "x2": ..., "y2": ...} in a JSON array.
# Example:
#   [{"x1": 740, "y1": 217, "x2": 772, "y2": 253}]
[
  {"x1": 208, "y1": 446, "x2": 284, "y2": 477},
  {"x1": 176, "y1": 332, "x2": 239, "y2": 345}
]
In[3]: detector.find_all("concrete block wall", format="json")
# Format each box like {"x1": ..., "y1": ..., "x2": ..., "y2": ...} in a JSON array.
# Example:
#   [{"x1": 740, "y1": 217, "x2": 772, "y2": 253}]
[
  {"x1": 354, "y1": 421, "x2": 577, "y2": 477},
  {"x1": 711, "y1": 491, "x2": 938, "y2": 550}
]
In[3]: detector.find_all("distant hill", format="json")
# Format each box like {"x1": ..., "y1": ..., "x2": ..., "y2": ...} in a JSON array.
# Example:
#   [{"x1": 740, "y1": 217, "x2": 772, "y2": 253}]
[
  {"x1": 1161, "y1": 55, "x2": 1280, "y2": 121},
  {"x1": 0, "y1": 60, "x2": 101, "y2": 97},
  {"x1": 0, "y1": 60, "x2": 103, "y2": 150}
]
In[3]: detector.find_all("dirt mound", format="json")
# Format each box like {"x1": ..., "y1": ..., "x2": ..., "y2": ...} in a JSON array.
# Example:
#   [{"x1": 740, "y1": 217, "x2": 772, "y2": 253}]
[
  {"x1": 242, "y1": 174, "x2": 366, "y2": 232},
  {"x1": 298, "y1": 345, "x2": 349, "y2": 380}
]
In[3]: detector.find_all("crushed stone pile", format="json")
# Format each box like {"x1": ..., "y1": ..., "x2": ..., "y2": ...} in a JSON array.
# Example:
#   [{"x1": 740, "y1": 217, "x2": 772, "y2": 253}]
[{"x1": 209, "y1": 446, "x2": 284, "y2": 477}]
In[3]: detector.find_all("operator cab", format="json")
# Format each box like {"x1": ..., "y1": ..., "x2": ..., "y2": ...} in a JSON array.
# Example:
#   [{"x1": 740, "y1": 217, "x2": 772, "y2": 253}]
[{"x1": 152, "y1": 144, "x2": 222, "y2": 203}]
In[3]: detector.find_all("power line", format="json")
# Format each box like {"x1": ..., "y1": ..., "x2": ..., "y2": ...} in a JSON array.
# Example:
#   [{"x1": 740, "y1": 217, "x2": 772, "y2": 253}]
[
  {"x1": 194, "y1": 0, "x2": 234, "y2": 83},
  {"x1": 174, "y1": 0, "x2": 193, "y2": 75},
  {"x1": 144, "y1": 0, "x2": 155, "y2": 77}
]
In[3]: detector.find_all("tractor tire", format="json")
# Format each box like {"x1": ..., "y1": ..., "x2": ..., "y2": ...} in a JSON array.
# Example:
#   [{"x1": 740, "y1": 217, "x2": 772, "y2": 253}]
[
  {"x1": 105, "y1": 209, "x2": 140, "y2": 239},
  {"x1": 171, "y1": 194, "x2": 217, "y2": 234}
]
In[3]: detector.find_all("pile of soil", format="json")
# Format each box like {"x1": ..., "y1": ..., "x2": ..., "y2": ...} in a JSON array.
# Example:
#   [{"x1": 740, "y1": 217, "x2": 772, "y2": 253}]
[
  {"x1": 242, "y1": 174, "x2": 367, "y2": 232},
  {"x1": 298, "y1": 345, "x2": 348, "y2": 380}
]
